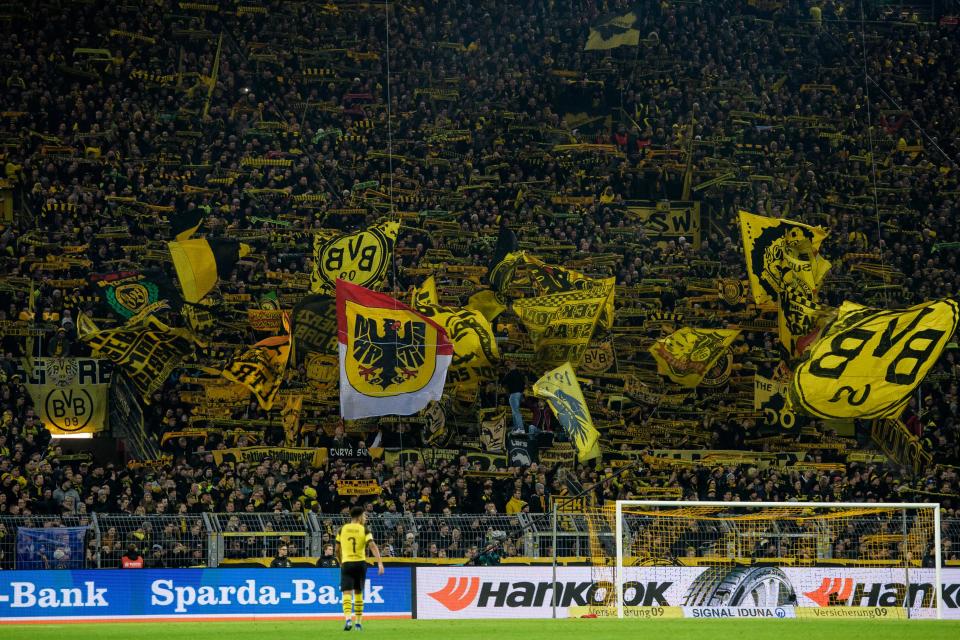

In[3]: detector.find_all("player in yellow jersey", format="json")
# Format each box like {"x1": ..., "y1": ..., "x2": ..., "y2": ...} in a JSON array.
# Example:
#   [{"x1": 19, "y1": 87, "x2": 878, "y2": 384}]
[{"x1": 335, "y1": 505, "x2": 384, "y2": 631}]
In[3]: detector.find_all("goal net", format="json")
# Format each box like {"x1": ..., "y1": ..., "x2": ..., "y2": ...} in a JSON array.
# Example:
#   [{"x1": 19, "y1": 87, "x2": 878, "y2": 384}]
[{"x1": 601, "y1": 501, "x2": 942, "y2": 620}]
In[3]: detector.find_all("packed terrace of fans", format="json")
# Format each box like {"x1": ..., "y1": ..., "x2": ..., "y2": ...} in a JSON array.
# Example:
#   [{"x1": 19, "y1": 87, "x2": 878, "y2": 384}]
[{"x1": 0, "y1": 0, "x2": 959, "y2": 566}]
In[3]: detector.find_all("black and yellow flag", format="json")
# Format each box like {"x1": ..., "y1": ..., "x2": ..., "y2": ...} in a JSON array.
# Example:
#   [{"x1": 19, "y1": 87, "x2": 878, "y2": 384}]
[
  {"x1": 533, "y1": 363, "x2": 600, "y2": 462},
  {"x1": 466, "y1": 289, "x2": 507, "y2": 323},
  {"x1": 310, "y1": 221, "x2": 399, "y2": 294},
  {"x1": 738, "y1": 210, "x2": 831, "y2": 354},
  {"x1": 222, "y1": 317, "x2": 292, "y2": 411},
  {"x1": 513, "y1": 282, "x2": 614, "y2": 367},
  {"x1": 169, "y1": 208, "x2": 204, "y2": 241},
  {"x1": 280, "y1": 394, "x2": 303, "y2": 445},
  {"x1": 169, "y1": 238, "x2": 251, "y2": 303},
  {"x1": 488, "y1": 250, "x2": 524, "y2": 293},
  {"x1": 412, "y1": 276, "x2": 500, "y2": 400},
  {"x1": 291, "y1": 293, "x2": 338, "y2": 362},
  {"x1": 478, "y1": 408, "x2": 506, "y2": 453},
  {"x1": 77, "y1": 304, "x2": 201, "y2": 402},
  {"x1": 522, "y1": 254, "x2": 615, "y2": 330},
  {"x1": 584, "y1": 9, "x2": 640, "y2": 51},
  {"x1": 181, "y1": 296, "x2": 220, "y2": 336},
  {"x1": 487, "y1": 225, "x2": 519, "y2": 291},
  {"x1": 791, "y1": 299, "x2": 960, "y2": 420},
  {"x1": 649, "y1": 327, "x2": 740, "y2": 388}
]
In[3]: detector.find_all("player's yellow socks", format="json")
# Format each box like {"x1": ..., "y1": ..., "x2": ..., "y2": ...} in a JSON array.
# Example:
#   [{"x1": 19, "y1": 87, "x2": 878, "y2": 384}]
[
  {"x1": 354, "y1": 593, "x2": 364, "y2": 623},
  {"x1": 342, "y1": 591, "x2": 353, "y2": 619}
]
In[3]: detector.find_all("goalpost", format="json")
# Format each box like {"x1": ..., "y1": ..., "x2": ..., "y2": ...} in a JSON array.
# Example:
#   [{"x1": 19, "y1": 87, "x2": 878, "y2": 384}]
[{"x1": 611, "y1": 501, "x2": 942, "y2": 620}]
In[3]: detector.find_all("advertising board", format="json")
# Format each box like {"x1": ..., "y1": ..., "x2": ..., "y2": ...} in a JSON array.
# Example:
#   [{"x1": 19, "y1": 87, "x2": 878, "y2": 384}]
[
  {"x1": 0, "y1": 568, "x2": 411, "y2": 622},
  {"x1": 416, "y1": 566, "x2": 960, "y2": 620}
]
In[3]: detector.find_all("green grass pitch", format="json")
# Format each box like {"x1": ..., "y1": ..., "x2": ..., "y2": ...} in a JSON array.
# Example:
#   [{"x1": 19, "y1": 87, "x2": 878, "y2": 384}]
[{"x1": 2, "y1": 619, "x2": 959, "y2": 640}]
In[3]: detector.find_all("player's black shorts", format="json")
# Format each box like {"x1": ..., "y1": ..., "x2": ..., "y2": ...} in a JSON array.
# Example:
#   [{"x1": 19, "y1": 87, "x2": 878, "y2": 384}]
[{"x1": 340, "y1": 561, "x2": 367, "y2": 591}]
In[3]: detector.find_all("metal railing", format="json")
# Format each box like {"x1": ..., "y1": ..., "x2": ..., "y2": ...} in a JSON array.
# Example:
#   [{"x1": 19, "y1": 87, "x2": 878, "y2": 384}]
[{"x1": 1, "y1": 513, "x2": 958, "y2": 568}]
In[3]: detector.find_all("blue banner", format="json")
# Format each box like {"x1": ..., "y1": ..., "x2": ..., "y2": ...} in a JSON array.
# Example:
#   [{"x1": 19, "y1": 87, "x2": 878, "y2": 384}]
[
  {"x1": 0, "y1": 568, "x2": 412, "y2": 620},
  {"x1": 15, "y1": 527, "x2": 87, "y2": 570}
]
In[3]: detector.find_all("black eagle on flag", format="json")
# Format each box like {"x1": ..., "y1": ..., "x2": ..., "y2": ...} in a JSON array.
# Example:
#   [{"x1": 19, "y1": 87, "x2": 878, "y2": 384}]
[
  {"x1": 551, "y1": 388, "x2": 591, "y2": 443},
  {"x1": 353, "y1": 314, "x2": 427, "y2": 389}
]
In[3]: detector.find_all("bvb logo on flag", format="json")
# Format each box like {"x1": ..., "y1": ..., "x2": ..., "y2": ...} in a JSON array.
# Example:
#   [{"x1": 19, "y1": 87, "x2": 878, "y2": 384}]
[
  {"x1": 717, "y1": 279, "x2": 746, "y2": 307},
  {"x1": 700, "y1": 349, "x2": 734, "y2": 387},
  {"x1": 108, "y1": 281, "x2": 158, "y2": 317},
  {"x1": 312, "y1": 221, "x2": 399, "y2": 294},
  {"x1": 45, "y1": 358, "x2": 79, "y2": 388},
  {"x1": 580, "y1": 340, "x2": 615, "y2": 374},
  {"x1": 346, "y1": 305, "x2": 438, "y2": 395}
]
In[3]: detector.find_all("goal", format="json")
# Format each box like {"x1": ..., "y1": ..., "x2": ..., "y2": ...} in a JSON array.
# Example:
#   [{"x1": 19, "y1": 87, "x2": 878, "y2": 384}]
[{"x1": 611, "y1": 501, "x2": 942, "y2": 620}]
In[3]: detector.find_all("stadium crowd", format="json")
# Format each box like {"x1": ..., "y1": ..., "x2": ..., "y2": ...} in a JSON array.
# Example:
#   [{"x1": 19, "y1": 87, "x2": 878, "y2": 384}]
[{"x1": 1, "y1": 0, "x2": 960, "y2": 567}]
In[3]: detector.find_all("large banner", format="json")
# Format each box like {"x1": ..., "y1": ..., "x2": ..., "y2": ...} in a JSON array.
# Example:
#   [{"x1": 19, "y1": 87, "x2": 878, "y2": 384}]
[
  {"x1": 649, "y1": 327, "x2": 739, "y2": 388},
  {"x1": 791, "y1": 299, "x2": 960, "y2": 419},
  {"x1": 337, "y1": 280, "x2": 452, "y2": 419},
  {"x1": 513, "y1": 283, "x2": 613, "y2": 367},
  {"x1": 22, "y1": 358, "x2": 110, "y2": 435},
  {"x1": 0, "y1": 568, "x2": 411, "y2": 621},
  {"x1": 870, "y1": 418, "x2": 932, "y2": 475},
  {"x1": 311, "y1": 221, "x2": 399, "y2": 294},
  {"x1": 415, "y1": 566, "x2": 960, "y2": 620},
  {"x1": 624, "y1": 201, "x2": 701, "y2": 248},
  {"x1": 211, "y1": 446, "x2": 328, "y2": 468}
]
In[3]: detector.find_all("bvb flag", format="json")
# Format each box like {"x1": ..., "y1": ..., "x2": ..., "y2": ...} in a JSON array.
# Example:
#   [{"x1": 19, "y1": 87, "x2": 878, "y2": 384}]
[
  {"x1": 584, "y1": 9, "x2": 640, "y2": 51},
  {"x1": 738, "y1": 210, "x2": 831, "y2": 353},
  {"x1": 650, "y1": 327, "x2": 740, "y2": 388},
  {"x1": 169, "y1": 208, "x2": 204, "y2": 241},
  {"x1": 337, "y1": 280, "x2": 452, "y2": 420},
  {"x1": 522, "y1": 254, "x2": 615, "y2": 330},
  {"x1": 412, "y1": 276, "x2": 500, "y2": 400},
  {"x1": 23, "y1": 357, "x2": 111, "y2": 436},
  {"x1": 791, "y1": 299, "x2": 960, "y2": 420},
  {"x1": 77, "y1": 304, "x2": 200, "y2": 402},
  {"x1": 311, "y1": 221, "x2": 399, "y2": 294},
  {"x1": 93, "y1": 271, "x2": 160, "y2": 320},
  {"x1": 169, "y1": 238, "x2": 251, "y2": 303},
  {"x1": 513, "y1": 283, "x2": 613, "y2": 367},
  {"x1": 533, "y1": 363, "x2": 601, "y2": 462},
  {"x1": 222, "y1": 316, "x2": 292, "y2": 411}
]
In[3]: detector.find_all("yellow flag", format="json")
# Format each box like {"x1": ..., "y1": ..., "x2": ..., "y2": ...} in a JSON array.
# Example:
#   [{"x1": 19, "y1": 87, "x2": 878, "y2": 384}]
[
  {"x1": 533, "y1": 363, "x2": 600, "y2": 462},
  {"x1": 791, "y1": 299, "x2": 960, "y2": 419},
  {"x1": 168, "y1": 238, "x2": 251, "y2": 303},
  {"x1": 738, "y1": 210, "x2": 831, "y2": 353},
  {"x1": 649, "y1": 327, "x2": 740, "y2": 387},
  {"x1": 412, "y1": 277, "x2": 500, "y2": 400},
  {"x1": 77, "y1": 306, "x2": 200, "y2": 402},
  {"x1": 513, "y1": 282, "x2": 613, "y2": 366},
  {"x1": 310, "y1": 220, "x2": 399, "y2": 294},
  {"x1": 488, "y1": 250, "x2": 525, "y2": 292},
  {"x1": 522, "y1": 254, "x2": 615, "y2": 330},
  {"x1": 281, "y1": 394, "x2": 304, "y2": 445},
  {"x1": 466, "y1": 289, "x2": 506, "y2": 323},
  {"x1": 222, "y1": 318, "x2": 292, "y2": 411}
]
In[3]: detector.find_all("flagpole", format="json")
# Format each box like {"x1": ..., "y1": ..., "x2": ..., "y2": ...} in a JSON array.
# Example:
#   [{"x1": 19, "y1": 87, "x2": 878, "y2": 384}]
[{"x1": 203, "y1": 34, "x2": 223, "y2": 121}]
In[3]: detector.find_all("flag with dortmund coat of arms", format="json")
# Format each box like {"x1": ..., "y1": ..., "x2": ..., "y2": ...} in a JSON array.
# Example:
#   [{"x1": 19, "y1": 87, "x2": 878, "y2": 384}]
[{"x1": 337, "y1": 280, "x2": 452, "y2": 420}]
